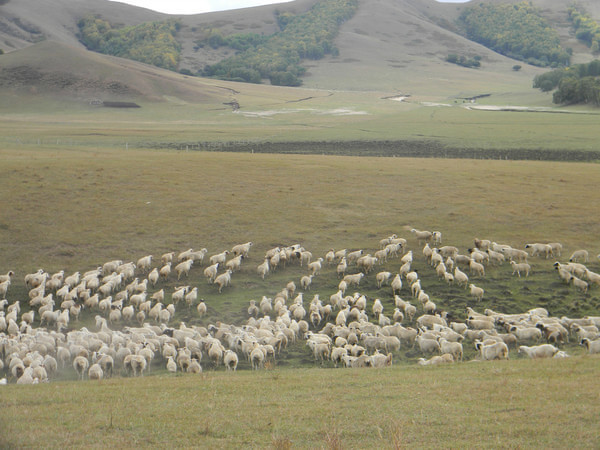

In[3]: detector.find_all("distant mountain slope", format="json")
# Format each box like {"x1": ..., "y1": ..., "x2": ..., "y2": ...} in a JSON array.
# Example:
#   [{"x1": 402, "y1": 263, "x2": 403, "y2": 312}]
[{"x1": 0, "y1": 0, "x2": 599, "y2": 96}]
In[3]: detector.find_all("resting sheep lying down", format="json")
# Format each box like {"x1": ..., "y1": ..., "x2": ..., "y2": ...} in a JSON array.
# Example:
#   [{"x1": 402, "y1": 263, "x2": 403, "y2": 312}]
[{"x1": 518, "y1": 344, "x2": 559, "y2": 359}]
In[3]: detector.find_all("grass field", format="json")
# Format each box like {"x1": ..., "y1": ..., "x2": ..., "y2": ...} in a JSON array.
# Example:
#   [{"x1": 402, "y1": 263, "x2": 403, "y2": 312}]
[
  {"x1": 2, "y1": 357, "x2": 599, "y2": 448},
  {"x1": 2, "y1": 122, "x2": 600, "y2": 447}
]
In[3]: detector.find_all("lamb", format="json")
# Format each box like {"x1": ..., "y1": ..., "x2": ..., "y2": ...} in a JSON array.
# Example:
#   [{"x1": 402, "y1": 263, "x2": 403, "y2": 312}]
[
  {"x1": 214, "y1": 269, "x2": 233, "y2": 293},
  {"x1": 174, "y1": 259, "x2": 194, "y2": 280},
  {"x1": 569, "y1": 249, "x2": 589, "y2": 263},
  {"x1": 510, "y1": 261, "x2": 531, "y2": 278},
  {"x1": 518, "y1": 344, "x2": 559, "y2": 359},
  {"x1": 475, "y1": 341, "x2": 509, "y2": 360},
  {"x1": 469, "y1": 284, "x2": 484, "y2": 302}
]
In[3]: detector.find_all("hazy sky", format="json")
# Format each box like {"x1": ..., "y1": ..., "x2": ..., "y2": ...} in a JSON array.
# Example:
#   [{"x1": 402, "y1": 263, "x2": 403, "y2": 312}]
[{"x1": 110, "y1": 0, "x2": 469, "y2": 15}]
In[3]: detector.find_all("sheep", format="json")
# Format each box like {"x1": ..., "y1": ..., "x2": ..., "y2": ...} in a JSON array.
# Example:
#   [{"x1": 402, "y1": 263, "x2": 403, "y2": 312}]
[
  {"x1": 257, "y1": 259, "x2": 270, "y2": 280},
  {"x1": 501, "y1": 247, "x2": 528, "y2": 262},
  {"x1": 487, "y1": 249, "x2": 505, "y2": 265},
  {"x1": 454, "y1": 267, "x2": 469, "y2": 288},
  {"x1": 161, "y1": 252, "x2": 175, "y2": 265},
  {"x1": 300, "y1": 274, "x2": 314, "y2": 291},
  {"x1": 231, "y1": 242, "x2": 253, "y2": 258},
  {"x1": 469, "y1": 259, "x2": 485, "y2": 278},
  {"x1": 307, "y1": 258, "x2": 324, "y2": 276},
  {"x1": 569, "y1": 249, "x2": 589, "y2": 263},
  {"x1": 417, "y1": 354, "x2": 454, "y2": 366},
  {"x1": 469, "y1": 284, "x2": 484, "y2": 303},
  {"x1": 209, "y1": 250, "x2": 230, "y2": 266},
  {"x1": 416, "y1": 335, "x2": 441, "y2": 354},
  {"x1": 250, "y1": 344, "x2": 265, "y2": 370},
  {"x1": 346, "y1": 249, "x2": 363, "y2": 264},
  {"x1": 88, "y1": 363, "x2": 104, "y2": 380},
  {"x1": 224, "y1": 350, "x2": 239, "y2": 371},
  {"x1": 580, "y1": 338, "x2": 600, "y2": 354},
  {"x1": 376, "y1": 271, "x2": 392, "y2": 289},
  {"x1": 343, "y1": 273, "x2": 364, "y2": 287},
  {"x1": 185, "y1": 287, "x2": 198, "y2": 308},
  {"x1": 518, "y1": 344, "x2": 559, "y2": 359},
  {"x1": 548, "y1": 242, "x2": 562, "y2": 257},
  {"x1": 510, "y1": 261, "x2": 531, "y2": 278},
  {"x1": 438, "y1": 338, "x2": 463, "y2": 361},
  {"x1": 475, "y1": 341, "x2": 509, "y2": 360},
  {"x1": 174, "y1": 259, "x2": 194, "y2": 280},
  {"x1": 411, "y1": 228, "x2": 433, "y2": 245},
  {"x1": 136, "y1": 255, "x2": 153, "y2": 273},
  {"x1": 0, "y1": 280, "x2": 10, "y2": 298},
  {"x1": 432, "y1": 231, "x2": 442, "y2": 246},
  {"x1": 510, "y1": 326, "x2": 542, "y2": 343},
  {"x1": 391, "y1": 274, "x2": 402, "y2": 295},
  {"x1": 584, "y1": 270, "x2": 600, "y2": 288},
  {"x1": 204, "y1": 263, "x2": 220, "y2": 283},
  {"x1": 525, "y1": 243, "x2": 552, "y2": 259},
  {"x1": 336, "y1": 258, "x2": 348, "y2": 277},
  {"x1": 474, "y1": 238, "x2": 491, "y2": 251},
  {"x1": 357, "y1": 255, "x2": 378, "y2": 273},
  {"x1": 569, "y1": 276, "x2": 588, "y2": 294},
  {"x1": 214, "y1": 270, "x2": 233, "y2": 293},
  {"x1": 73, "y1": 356, "x2": 89, "y2": 380},
  {"x1": 0, "y1": 270, "x2": 15, "y2": 284}
]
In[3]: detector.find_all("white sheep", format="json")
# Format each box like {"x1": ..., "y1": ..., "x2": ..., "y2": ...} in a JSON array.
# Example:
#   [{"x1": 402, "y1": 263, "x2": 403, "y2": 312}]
[
  {"x1": 88, "y1": 363, "x2": 104, "y2": 380},
  {"x1": 569, "y1": 249, "x2": 589, "y2": 263},
  {"x1": 203, "y1": 262, "x2": 220, "y2": 283},
  {"x1": 411, "y1": 228, "x2": 433, "y2": 245},
  {"x1": 391, "y1": 274, "x2": 402, "y2": 295},
  {"x1": 438, "y1": 338, "x2": 463, "y2": 361},
  {"x1": 417, "y1": 354, "x2": 454, "y2": 366},
  {"x1": 209, "y1": 250, "x2": 230, "y2": 266},
  {"x1": 136, "y1": 255, "x2": 153, "y2": 273},
  {"x1": 518, "y1": 344, "x2": 559, "y2": 359},
  {"x1": 225, "y1": 255, "x2": 244, "y2": 273},
  {"x1": 257, "y1": 259, "x2": 270, "y2": 280},
  {"x1": 580, "y1": 338, "x2": 600, "y2": 354},
  {"x1": 469, "y1": 259, "x2": 485, "y2": 278},
  {"x1": 510, "y1": 261, "x2": 531, "y2": 277},
  {"x1": 469, "y1": 284, "x2": 484, "y2": 302},
  {"x1": 475, "y1": 341, "x2": 509, "y2": 360},
  {"x1": 300, "y1": 274, "x2": 314, "y2": 291},
  {"x1": 174, "y1": 259, "x2": 194, "y2": 280},
  {"x1": 343, "y1": 273, "x2": 364, "y2": 287},
  {"x1": 231, "y1": 242, "x2": 253, "y2": 257},
  {"x1": 224, "y1": 350, "x2": 239, "y2": 371},
  {"x1": 525, "y1": 243, "x2": 552, "y2": 259},
  {"x1": 569, "y1": 276, "x2": 589, "y2": 294},
  {"x1": 454, "y1": 267, "x2": 469, "y2": 288},
  {"x1": 376, "y1": 271, "x2": 392, "y2": 289},
  {"x1": 308, "y1": 258, "x2": 324, "y2": 276},
  {"x1": 214, "y1": 270, "x2": 233, "y2": 293}
]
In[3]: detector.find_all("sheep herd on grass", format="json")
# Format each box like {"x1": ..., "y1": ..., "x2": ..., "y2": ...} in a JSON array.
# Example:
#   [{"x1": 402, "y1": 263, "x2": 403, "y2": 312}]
[{"x1": 1, "y1": 230, "x2": 600, "y2": 384}]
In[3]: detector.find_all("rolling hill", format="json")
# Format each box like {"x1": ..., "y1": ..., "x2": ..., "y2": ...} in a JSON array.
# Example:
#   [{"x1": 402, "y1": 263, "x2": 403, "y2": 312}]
[{"x1": 1, "y1": 0, "x2": 599, "y2": 98}]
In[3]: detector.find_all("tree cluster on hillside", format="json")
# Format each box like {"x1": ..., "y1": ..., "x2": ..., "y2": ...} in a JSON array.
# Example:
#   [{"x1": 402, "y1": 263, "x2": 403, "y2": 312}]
[
  {"x1": 78, "y1": 16, "x2": 181, "y2": 71},
  {"x1": 568, "y1": 5, "x2": 600, "y2": 53},
  {"x1": 201, "y1": 0, "x2": 359, "y2": 86},
  {"x1": 446, "y1": 54, "x2": 481, "y2": 68},
  {"x1": 458, "y1": 2, "x2": 570, "y2": 68},
  {"x1": 533, "y1": 60, "x2": 600, "y2": 105}
]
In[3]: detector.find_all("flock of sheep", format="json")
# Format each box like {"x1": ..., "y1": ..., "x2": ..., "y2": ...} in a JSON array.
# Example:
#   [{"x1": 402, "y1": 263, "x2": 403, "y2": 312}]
[{"x1": 1, "y1": 228, "x2": 600, "y2": 384}]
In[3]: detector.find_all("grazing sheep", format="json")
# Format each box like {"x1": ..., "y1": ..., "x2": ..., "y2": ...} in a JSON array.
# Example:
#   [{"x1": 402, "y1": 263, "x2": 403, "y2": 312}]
[
  {"x1": 510, "y1": 326, "x2": 542, "y2": 343},
  {"x1": 510, "y1": 261, "x2": 531, "y2": 278},
  {"x1": 518, "y1": 344, "x2": 559, "y2": 359},
  {"x1": 569, "y1": 249, "x2": 589, "y2": 263},
  {"x1": 469, "y1": 259, "x2": 485, "y2": 278},
  {"x1": 569, "y1": 276, "x2": 589, "y2": 294},
  {"x1": 231, "y1": 242, "x2": 253, "y2": 257},
  {"x1": 580, "y1": 338, "x2": 600, "y2": 354},
  {"x1": 438, "y1": 338, "x2": 463, "y2": 361}
]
